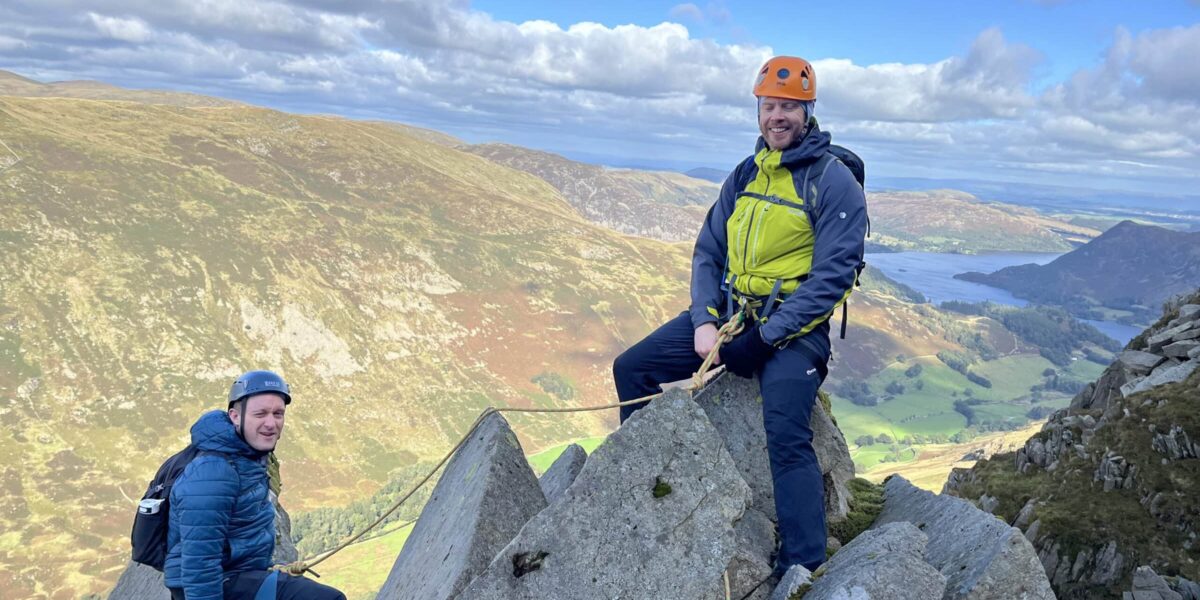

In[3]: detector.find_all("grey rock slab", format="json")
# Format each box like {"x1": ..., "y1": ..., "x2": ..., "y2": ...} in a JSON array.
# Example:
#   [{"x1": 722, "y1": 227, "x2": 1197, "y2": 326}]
[
  {"x1": 1126, "y1": 566, "x2": 1183, "y2": 600},
  {"x1": 1176, "y1": 577, "x2": 1200, "y2": 600},
  {"x1": 109, "y1": 500, "x2": 299, "y2": 600},
  {"x1": 457, "y1": 389, "x2": 750, "y2": 600},
  {"x1": 1121, "y1": 377, "x2": 1148, "y2": 398},
  {"x1": 1164, "y1": 341, "x2": 1200, "y2": 359},
  {"x1": 377, "y1": 412, "x2": 546, "y2": 600},
  {"x1": 769, "y1": 565, "x2": 813, "y2": 600},
  {"x1": 804, "y1": 522, "x2": 946, "y2": 600},
  {"x1": 873, "y1": 475, "x2": 1055, "y2": 599},
  {"x1": 692, "y1": 372, "x2": 855, "y2": 525},
  {"x1": 1148, "y1": 322, "x2": 1196, "y2": 351},
  {"x1": 108, "y1": 562, "x2": 171, "y2": 600},
  {"x1": 537, "y1": 443, "x2": 586, "y2": 505},
  {"x1": 1174, "y1": 327, "x2": 1200, "y2": 343},
  {"x1": 705, "y1": 508, "x2": 777, "y2": 600},
  {"x1": 273, "y1": 494, "x2": 299, "y2": 564},
  {"x1": 1119, "y1": 350, "x2": 1167, "y2": 376},
  {"x1": 1130, "y1": 360, "x2": 1200, "y2": 395},
  {"x1": 1012, "y1": 498, "x2": 1037, "y2": 530}
]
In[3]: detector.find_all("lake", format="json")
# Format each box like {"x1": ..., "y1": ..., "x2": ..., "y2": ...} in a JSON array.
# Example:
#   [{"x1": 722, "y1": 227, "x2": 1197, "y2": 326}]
[{"x1": 866, "y1": 251, "x2": 1143, "y2": 345}]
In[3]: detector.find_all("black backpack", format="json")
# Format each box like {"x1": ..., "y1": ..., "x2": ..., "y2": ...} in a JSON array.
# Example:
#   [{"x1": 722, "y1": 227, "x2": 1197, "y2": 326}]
[
  {"x1": 130, "y1": 444, "x2": 209, "y2": 570},
  {"x1": 824, "y1": 144, "x2": 869, "y2": 339}
]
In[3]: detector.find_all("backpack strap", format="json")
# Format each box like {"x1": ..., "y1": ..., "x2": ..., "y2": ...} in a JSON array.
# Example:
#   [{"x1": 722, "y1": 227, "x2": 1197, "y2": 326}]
[{"x1": 813, "y1": 150, "x2": 867, "y2": 340}]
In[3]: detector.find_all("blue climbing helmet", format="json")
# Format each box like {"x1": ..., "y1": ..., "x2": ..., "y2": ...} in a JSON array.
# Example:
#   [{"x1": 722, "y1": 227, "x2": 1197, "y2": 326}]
[{"x1": 227, "y1": 370, "x2": 292, "y2": 408}]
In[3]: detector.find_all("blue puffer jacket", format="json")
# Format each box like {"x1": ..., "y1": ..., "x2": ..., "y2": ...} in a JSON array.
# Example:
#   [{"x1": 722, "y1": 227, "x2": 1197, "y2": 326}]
[{"x1": 164, "y1": 410, "x2": 275, "y2": 600}]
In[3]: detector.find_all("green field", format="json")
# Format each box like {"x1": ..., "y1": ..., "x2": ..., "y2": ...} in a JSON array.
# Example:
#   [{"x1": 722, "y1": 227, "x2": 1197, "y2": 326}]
[
  {"x1": 317, "y1": 519, "x2": 415, "y2": 600},
  {"x1": 833, "y1": 353, "x2": 1106, "y2": 470},
  {"x1": 527, "y1": 436, "x2": 606, "y2": 474}
]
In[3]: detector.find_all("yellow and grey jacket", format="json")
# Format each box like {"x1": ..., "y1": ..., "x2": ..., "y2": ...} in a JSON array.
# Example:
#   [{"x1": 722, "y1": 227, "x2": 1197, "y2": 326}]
[{"x1": 689, "y1": 121, "x2": 867, "y2": 358}]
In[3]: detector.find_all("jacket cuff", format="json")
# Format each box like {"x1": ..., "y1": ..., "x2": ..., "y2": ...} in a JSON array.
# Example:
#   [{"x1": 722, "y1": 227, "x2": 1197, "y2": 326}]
[{"x1": 690, "y1": 306, "x2": 719, "y2": 330}]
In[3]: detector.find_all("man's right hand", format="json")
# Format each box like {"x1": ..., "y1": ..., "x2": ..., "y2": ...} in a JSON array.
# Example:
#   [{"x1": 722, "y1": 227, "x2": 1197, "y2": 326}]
[{"x1": 694, "y1": 323, "x2": 721, "y2": 364}]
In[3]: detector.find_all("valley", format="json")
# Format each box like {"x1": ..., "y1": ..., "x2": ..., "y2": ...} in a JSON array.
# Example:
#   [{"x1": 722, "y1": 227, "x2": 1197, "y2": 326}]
[{"x1": 0, "y1": 73, "x2": 1154, "y2": 598}]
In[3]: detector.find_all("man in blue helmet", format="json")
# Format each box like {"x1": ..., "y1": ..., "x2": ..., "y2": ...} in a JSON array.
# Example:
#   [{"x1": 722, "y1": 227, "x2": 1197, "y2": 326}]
[{"x1": 164, "y1": 370, "x2": 346, "y2": 600}]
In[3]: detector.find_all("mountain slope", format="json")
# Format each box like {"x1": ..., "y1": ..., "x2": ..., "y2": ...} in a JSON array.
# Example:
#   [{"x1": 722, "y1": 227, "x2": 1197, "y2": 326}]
[
  {"x1": 0, "y1": 94, "x2": 696, "y2": 598},
  {"x1": 945, "y1": 293, "x2": 1200, "y2": 598},
  {"x1": 868, "y1": 189, "x2": 1099, "y2": 253},
  {"x1": 463, "y1": 143, "x2": 715, "y2": 242},
  {"x1": 0, "y1": 68, "x2": 244, "y2": 107},
  {"x1": 957, "y1": 220, "x2": 1200, "y2": 325},
  {"x1": 0, "y1": 76, "x2": 1112, "y2": 598}
]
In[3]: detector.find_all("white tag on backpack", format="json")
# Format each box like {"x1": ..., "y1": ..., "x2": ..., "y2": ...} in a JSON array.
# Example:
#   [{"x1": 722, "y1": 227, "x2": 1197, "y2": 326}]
[{"x1": 138, "y1": 498, "x2": 165, "y2": 515}]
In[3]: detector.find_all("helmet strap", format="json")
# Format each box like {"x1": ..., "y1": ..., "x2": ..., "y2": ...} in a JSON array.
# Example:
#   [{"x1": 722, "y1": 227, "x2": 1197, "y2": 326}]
[{"x1": 235, "y1": 398, "x2": 248, "y2": 444}]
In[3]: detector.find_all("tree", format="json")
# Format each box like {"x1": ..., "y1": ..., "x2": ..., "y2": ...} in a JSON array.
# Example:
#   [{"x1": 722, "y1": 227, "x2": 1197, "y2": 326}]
[
  {"x1": 854, "y1": 435, "x2": 875, "y2": 447},
  {"x1": 875, "y1": 433, "x2": 893, "y2": 444},
  {"x1": 885, "y1": 380, "x2": 906, "y2": 395},
  {"x1": 904, "y1": 364, "x2": 923, "y2": 378}
]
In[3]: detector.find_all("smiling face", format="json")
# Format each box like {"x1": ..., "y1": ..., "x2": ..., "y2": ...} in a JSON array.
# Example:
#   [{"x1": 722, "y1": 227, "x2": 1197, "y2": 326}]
[
  {"x1": 758, "y1": 96, "x2": 808, "y2": 150},
  {"x1": 229, "y1": 393, "x2": 286, "y2": 452}
]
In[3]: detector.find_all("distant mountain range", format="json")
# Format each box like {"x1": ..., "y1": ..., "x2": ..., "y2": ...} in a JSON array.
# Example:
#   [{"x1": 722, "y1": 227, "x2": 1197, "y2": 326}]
[
  {"x1": 0, "y1": 70, "x2": 1128, "y2": 597},
  {"x1": 463, "y1": 143, "x2": 715, "y2": 242},
  {"x1": 868, "y1": 189, "x2": 1098, "y2": 253},
  {"x1": 0, "y1": 71, "x2": 1052, "y2": 597},
  {"x1": 957, "y1": 221, "x2": 1200, "y2": 325}
]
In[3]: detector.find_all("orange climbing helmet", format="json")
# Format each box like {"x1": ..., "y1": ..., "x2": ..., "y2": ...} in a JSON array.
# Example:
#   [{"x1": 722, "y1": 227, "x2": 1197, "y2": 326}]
[{"x1": 752, "y1": 56, "x2": 816, "y2": 101}]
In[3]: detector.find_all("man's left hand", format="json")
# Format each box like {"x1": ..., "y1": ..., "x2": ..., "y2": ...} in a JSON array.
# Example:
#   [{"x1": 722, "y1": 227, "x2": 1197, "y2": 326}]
[{"x1": 722, "y1": 321, "x2": 777, "y2": 378}]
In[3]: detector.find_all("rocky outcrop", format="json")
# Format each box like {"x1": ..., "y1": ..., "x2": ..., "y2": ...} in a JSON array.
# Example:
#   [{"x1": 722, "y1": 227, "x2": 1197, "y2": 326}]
[
  {"x1": 1124, "y1": 566, "x2": 1183, "y2": 600},
  {"x1": 458, "y1": 390, "x2": 749, "y2": 599},
  {"x1": 1096, "y1": 451, "x2": 1139, "y2": 492},
  {"x1": 1152, "y1": 425, "x2": 1199, "y2": 461},
  {"x1": 769, "y1": 565, "x2": 813, "y2": 600},
  {"x1": 537, "y1": 443, "x2": 586, "y2": 504},
  {"x1": 1015, "y1": 413, "x2": 1096, "y2": 474},
  {"x1": 108, "y1": 500, "x2": 299, "y2": 600},
  {"x1": 108, "y1": 562, "x2": 171, "y2": 600},
  {"x1": 804, "y1": 522, "x2": 946, "y2": 600},
  {"x1": 693, "y1": 372, "x2": 855, "y2": 526},
  {"x1": 707, "y1": 508, "x2": 776, "y2": 600},
  {"x1": 1038, "y1": 540, "x2": 1125, "y2": 589},
  {"x1": 377, "y1": 412, "x2": 546, "y2": 600},
  {"x1": 874, "y1": 476, "x2": 1055, "y2": 599}
]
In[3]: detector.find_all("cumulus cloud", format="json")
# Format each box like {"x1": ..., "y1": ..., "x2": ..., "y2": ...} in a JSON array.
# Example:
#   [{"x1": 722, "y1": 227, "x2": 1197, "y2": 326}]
[
  {"x1": 0, "y1": 1, "x2": 1197, "y2": 192},
  {"x1": 88, "y1": 12, "x2": 154, "y2": 43},
  {"x1": 817, "y1": 28, "x2": 1040, "y2": 122}
]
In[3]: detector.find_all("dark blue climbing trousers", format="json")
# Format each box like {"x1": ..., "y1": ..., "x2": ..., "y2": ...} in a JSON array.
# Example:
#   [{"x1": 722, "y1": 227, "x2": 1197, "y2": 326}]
[
  {"x1": 613, "y1": 311, "x2": 829, "y2": 573},
  {"x1": 169, "y1": 570, "x2": 347, "y2": 600}
]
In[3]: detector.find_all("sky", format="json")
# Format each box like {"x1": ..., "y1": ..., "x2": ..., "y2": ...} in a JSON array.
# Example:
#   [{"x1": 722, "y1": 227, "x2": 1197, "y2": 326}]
[{"x1": 2, "y1": 0, "x2": 1200, "y2": 196}]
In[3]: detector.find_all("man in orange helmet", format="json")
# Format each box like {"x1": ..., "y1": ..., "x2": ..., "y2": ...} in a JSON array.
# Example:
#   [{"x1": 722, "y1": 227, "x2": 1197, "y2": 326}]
[{"x1": 613, "y1": 56, "x2": 867, "y2": 578}]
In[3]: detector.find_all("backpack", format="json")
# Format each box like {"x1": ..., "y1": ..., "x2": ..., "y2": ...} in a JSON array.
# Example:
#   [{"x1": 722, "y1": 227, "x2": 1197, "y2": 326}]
[
  {"x1": 130, "y1": 444, "x2": 209, "y2": 570},
  {"x1": 823, "y1": 144, "x2": 869, "y2": 339}
]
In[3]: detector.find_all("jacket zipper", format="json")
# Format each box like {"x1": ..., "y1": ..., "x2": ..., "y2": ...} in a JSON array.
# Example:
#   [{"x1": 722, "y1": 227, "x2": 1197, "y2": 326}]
[{"x1": 744, "y1": 151, "x2": 775, "y2": 272}]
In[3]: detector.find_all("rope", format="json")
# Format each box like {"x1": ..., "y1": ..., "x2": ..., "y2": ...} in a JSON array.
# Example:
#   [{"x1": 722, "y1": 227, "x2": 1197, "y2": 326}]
[{"x1": 278, "y1": 313, "x2": 750, "y2": 595}]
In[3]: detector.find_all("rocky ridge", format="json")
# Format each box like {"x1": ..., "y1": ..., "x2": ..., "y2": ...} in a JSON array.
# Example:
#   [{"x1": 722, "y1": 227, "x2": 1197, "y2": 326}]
[
  {"x1": 373, "y1": 373, "x2": 1052, "y2": 600},
  {"x1": 946, "y1": 291, "x2": 1200, "y2": 599}
]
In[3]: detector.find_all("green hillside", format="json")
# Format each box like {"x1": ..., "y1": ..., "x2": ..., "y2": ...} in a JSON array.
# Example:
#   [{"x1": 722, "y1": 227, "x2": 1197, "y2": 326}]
[
  {"x1": 867, "y1": 189, "x2": 1099, "y2": 253},
  {"x1": 0, "y1": 83, "x2": 1097, "y2": 598},
  {"x1": 0, "y1": 94, "x2": 695, "y2": 599}
]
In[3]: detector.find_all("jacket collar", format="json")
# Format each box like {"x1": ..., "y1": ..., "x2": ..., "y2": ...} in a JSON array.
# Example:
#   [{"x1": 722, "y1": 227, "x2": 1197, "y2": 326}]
[{"x1": 190, "y1": 409, "x2": 266, "y2": 459}]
